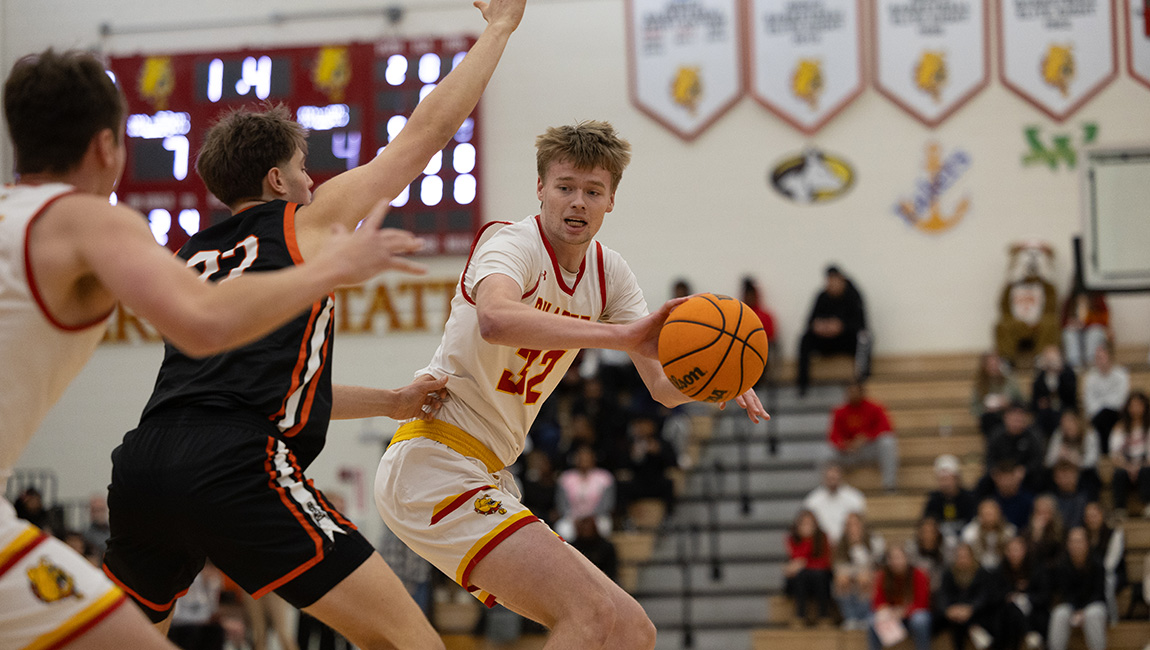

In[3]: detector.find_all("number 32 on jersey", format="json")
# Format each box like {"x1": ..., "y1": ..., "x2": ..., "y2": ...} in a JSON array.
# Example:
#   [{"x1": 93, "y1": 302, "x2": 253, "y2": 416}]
[{"x1": 497, "y1": 347, "x2": 567, "y2": 405}]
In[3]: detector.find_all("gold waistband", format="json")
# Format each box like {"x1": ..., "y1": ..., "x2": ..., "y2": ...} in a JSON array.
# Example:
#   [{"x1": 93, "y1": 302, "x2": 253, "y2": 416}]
[{"x1": 390, "y1": 420, "x2": 504, "y2": 474}]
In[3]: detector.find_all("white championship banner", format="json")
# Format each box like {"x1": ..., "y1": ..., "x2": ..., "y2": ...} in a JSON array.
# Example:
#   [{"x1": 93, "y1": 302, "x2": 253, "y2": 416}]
[
  {"x1": 999, "y1": 0, "x2": 1117, "y2": 121},
  {"x1": 1128, "y1": 0, "x2": 1150, "y2": 90},
  {"x1": 626, "y1": 0, "x2": 744, "y2": 140},
  {"x1": 874, "y1": 0, "x2": 989, "y2": 127},
  {"x1": 748, "y1": 0, "x2": 863, "y2": 134}
]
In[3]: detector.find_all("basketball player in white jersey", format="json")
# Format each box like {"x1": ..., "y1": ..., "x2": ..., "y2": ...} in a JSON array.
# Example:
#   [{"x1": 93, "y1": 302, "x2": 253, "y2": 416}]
[
  {"x1": 0, "y1": 50, "x2": 435, "y2": 650},
  {"x1": 375, "y1": 121, "x2": 769, "y2": 649}
]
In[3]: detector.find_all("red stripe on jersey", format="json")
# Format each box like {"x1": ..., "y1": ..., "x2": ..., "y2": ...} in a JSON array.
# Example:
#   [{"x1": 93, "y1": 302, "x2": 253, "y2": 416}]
[
  {"x1": 23, "y1": 190, "x2": 114, "y2": 331},
  {"x1": 430, "y1": 485, "x2": 496, "y2": 525},
  {"x1": 458, "y1": 514, "x2": 538, "y2": 592},
  {"x1": 533, "y1": 215, "x2": 586, "y2": 296},
  {"x1": 0, "y1": 530, "x2": 48, "y2": 577},
  {"x1": 459, "y1": 220, "x2": 514, "y2": 306},
  {"x1": 37, "y1": 593, "x2": 129, "y2": 650},
  {"x1": 282, "y1": 203, "x2": 304, "y2": 265},
  {"x1": 254, "y1": 437, "x2": 324, "y2": 599},
  {"x1": 595, "y1": 242, "x2": 607, "y2": 311},
  {"x1": 102, "y1": 565, "x2": 189, "y2": 612}
]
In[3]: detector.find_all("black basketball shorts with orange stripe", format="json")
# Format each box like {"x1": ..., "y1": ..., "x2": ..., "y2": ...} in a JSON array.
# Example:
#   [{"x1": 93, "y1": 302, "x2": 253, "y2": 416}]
[{"x1": 102, "y1": 407, "x2": 373, "y2": 622}]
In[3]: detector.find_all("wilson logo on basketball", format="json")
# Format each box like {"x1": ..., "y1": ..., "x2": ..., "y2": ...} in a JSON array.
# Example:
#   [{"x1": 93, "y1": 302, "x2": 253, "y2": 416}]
[
  {"x1": 26, "y1": 557, "x2": 82, "y2": 603},
  {"x1": 669, "y1": 367, "x2": 707, "y2": 390},
  {"x1": 474, "y1": 495, "x2": 507, "y2": 516}
]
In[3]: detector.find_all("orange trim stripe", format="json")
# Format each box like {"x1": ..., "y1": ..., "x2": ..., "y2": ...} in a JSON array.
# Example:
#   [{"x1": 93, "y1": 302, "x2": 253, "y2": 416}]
[
  {"x1": 456, "y1": 511, "x2": 538, "y2": 590},
  {"x1": 282, "y1": 203, "x2": 304, "y2": 265},
  {"x1": 272, "y1": 301, "x2": 321, "y2": 422},
  {"x1": 25, "y1": 589, "x2": 128, "y2": 650},
  {"x1": 284, "y1": 311, "x2": 331, "y2": 437},
  {"x1": 431, "y1": 485, "x2": 496, "y2": 525},
  {"x1": 312, "y1": 480, "x2": 356, "y2": 529},
  {"x1": 102, "y1": 565, "x2": 188, "y2": 612},
  {"x1": 0, "y1": 527, "x2": 45, "y2": 576},
  {"x1": 253, "y1": 437, "x2": 324, "y2": 598}
]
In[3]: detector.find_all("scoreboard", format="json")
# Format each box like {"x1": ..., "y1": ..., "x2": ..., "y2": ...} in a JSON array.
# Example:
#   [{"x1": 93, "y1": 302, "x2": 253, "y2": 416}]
[{"x1": 108, "y1": 36, "x2": 480, "y2": 254}]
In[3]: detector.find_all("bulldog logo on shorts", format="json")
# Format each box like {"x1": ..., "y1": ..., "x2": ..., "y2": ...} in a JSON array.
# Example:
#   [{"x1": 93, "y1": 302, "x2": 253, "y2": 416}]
[
  {"x1": 26, "y1": 557, "x2": 82, "y2": 603},
  {"x1": 474, "y1": 494, "x2": 507, "y2": 516}
]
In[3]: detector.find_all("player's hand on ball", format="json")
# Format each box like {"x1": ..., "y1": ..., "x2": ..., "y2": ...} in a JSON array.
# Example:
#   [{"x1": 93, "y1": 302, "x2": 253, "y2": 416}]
[
  {"x1": 717, "y1": 387, "x2": 770, "y2": 424},
  {"x1": 624, "y1": 297, "x2": 689, "y2": 360}
]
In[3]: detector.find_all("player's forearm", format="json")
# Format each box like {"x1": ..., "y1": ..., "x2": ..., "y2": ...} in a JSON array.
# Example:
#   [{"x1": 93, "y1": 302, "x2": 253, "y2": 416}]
[
  {"x1": 477, "y1": 299, "x2": 634, "y2": 352},
  {"x1": 331, "y1": 384, "x2": 399, "y2": 420}
]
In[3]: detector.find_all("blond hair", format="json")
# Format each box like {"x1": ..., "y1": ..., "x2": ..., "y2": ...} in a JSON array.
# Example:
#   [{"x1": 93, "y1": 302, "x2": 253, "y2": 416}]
[{"x1": 535, "y1": 120, "x2": 632, "y2": 191}]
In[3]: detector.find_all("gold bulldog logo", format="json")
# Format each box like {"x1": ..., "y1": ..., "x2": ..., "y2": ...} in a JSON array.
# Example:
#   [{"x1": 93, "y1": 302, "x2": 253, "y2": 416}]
[
  {"x1": 27, "y1": 557, "x2": 82, "y2": 603},
  {"x1": 791, "y1": 59, "x2": 823, "y2": 110},
  {"x1": 474, "y1": 494, "x2": 507, "y2": 516},
  {"x1": 313, "y1": 46, "x2": 352, "y2": 102},
  {"x1": 670, "y1": 66, "x2": 702, "y2": 115},
  {"x1": 1042, "y1": 44, "x2": 1075, "y2": 97},
  {"x1": 915, "y1": 51, "x2": 947, "y2": 103},
  {"x1": 138, "y1": 56, "x2": 175, "y2": 109}
]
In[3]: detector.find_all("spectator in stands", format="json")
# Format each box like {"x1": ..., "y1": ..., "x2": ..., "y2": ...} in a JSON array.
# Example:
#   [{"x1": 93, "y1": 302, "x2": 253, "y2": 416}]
[
  {"x1": 833, "y1": 511, "x2": 885, "y2": 629},
  {"x1": 802, "y1": 461, "x2": 866, "y2": 544},
  {"x1": 819, "y1": 381, "x2": 899, "y2": 491},
  {"x1": 616, "y1": 413, "x2": 679, "y2": 520},
  {"x1": 1060, "y1": 288, "x2": 1110, "y2": 370},
  {"x1": 168, "y1": 562, "x2": 225, "y2": 650},
  {"x1": 868, "y1": 545, "x2": 932, "y2": 650},
  {"x1": 1023, "y1": 495, "x2": 1066, "y2": 569},
  {"x1": 989, "y1": 535, "x2": 1046, "y2": 650},
  {"x1": 796, "y1": 265, "x2": 870, "y2": 397},
  {"x1": 971, "y1": 353, "x2": 1024, "y2": 437},
  {"x1": 1083, "y1": 344, "x2": 1129, "y2": 453},
  {"x1": 1050, "y1": 460, "x2": 1088, "y2": 529},
  {"x1": 671, "y1": 277, "x2": 692, "y2": 299},
  {"x1": 962, "y1": 499, "x2": 1016, "y2": 570},
  {"x1": 982, "y1": 460, "x2": 1035, "y2": 531},
  {"x1": 741, "y1": 276, "x2": 778, "y2": 383},
  {"x1": 59, "y1": 530, "x2": 98, "y2": 566},
  {"x1": 1082, "y1": 501, "x2": 1125, "y2": 625},
  {"x1": 905, "y1": 517, "x2": 949, "y2": 589},
  {"x1": 924, "y1": 454, "x2": 977, "y2": 541},
  {"x1": 519, "y1": 449, "x2": 559, "y2": 526},
  {"x1": 555, "y1": 444, "x2": 616, "y2": 541},
  {"x1": 13, "y1": 486, "x2": 55, "y2": 534},
  {"x1": 985, "y1": 402, "x2": 1045, "y2": 491},
  {"x1": 784, "y1": 509, "x2": 834, "y2": 626},
  {"x1": 570, "y1": 516, "x2": 619, "y2": 582},
  {"x1": 1046, "y1": 527, "x2": 1107, "y2": 650},
  {"x1": 1109, "y1": 390, "x2": 1150, "y2": 517},
  {"x1": 936, "y1": 542, "x2": 996, "y2": 650},
  {"x1": 569, "y1": 377, "x2": 628, "y2": 469},
  {"x1": 1044, "y1": 410, "x2": 1101, "y2": 499},
  {"x1": 1030, "y1": 345, "x2": 1078, "y2": 437},
  {"x1": 82, "y1": 493, "x2": 110, "y2": 562}
]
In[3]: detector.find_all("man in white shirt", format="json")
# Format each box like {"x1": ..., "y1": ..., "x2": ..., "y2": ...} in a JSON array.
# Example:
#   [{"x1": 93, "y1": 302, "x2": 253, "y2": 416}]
[
  {"x1": 1083, "y1": 345, "x2": 1130, "y2": 452},
  {"x1": 802, "y1": 462, "x2": 866, "y2": 543}
]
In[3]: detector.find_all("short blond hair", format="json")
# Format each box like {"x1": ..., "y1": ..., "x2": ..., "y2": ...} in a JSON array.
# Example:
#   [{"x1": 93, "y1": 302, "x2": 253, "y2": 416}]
[{"x1": 535, "y1": 120, "x2": 632, "y2": 191}]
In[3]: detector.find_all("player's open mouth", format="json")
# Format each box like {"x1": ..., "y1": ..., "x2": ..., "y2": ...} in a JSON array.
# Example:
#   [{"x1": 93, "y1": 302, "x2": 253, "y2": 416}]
[{"x1": 564, "y1": 218, "x2": 586, "y2": 227}]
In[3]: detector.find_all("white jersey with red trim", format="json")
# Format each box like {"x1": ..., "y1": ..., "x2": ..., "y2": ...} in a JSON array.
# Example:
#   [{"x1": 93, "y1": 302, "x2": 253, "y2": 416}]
[
  {"x1": 0, "y1": 183, "x2": 110, "y2": 482},
  {"x1": 418, "y1": 215, "x2": 648, "y2": 467}
]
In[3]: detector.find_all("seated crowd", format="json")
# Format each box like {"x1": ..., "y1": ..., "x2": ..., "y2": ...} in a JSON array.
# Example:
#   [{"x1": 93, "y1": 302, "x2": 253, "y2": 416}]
[{"x1": 786, "y1": 333, "x2": 1150, "y2": 650}]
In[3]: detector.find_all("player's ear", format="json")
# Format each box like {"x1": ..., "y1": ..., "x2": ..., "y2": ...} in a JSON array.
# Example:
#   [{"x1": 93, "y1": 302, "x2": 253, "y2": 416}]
[
  {"x1": 91, "y1": 128, "x2": 118, "y2": 168},
  {"x1": 605, "y1": 190, "x2": 616, "y2": 213},
  {"x1": 536, "y1": 176, "x2": 544, "y2": 202},
  {"x1": 266, "y1": 166, "x2": 285, "y2": 195}
]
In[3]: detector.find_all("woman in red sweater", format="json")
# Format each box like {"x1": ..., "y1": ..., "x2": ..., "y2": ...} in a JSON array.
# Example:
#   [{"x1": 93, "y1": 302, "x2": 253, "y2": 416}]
[
  {"x1": 869, "y1": 545, "x2": 932, "y2": 650},
  {"x1": 784, "y1": 509, "x2": 834, "y2": 625}
]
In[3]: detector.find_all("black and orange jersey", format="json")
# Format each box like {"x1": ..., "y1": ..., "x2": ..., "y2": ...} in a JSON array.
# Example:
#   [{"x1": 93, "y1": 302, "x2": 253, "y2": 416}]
[{"x1": 140, "y1": 200, "x2": 333, "y2": 468}]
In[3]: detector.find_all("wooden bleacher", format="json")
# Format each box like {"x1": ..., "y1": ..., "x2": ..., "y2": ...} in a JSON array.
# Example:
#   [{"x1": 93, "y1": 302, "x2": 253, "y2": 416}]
[{"x1": 754, "y1": 346, "x2": 1150, "y2": 650}]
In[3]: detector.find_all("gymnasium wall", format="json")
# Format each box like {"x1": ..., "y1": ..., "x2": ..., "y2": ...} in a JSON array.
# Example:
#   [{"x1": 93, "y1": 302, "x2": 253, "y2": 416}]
[{"x1": 3, "y1": 0, "x2": 1150, "y2": 533}]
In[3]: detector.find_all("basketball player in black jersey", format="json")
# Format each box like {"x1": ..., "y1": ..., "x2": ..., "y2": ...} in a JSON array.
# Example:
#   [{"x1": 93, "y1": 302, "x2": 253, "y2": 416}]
[{"x1": 101, "y1": 1, "x2": 525, "y2": 648}]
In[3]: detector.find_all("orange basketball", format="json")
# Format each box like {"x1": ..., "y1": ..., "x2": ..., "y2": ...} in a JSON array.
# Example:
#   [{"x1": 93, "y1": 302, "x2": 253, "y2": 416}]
[{"x1": 658, "y1": 293, "x2": 769, "y2": 403}]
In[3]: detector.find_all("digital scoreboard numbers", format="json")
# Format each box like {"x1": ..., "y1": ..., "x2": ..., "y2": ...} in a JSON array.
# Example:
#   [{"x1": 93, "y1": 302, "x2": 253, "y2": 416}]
[{"x1": 109, "y1": 36, "x2": 479, "y2": 254}]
